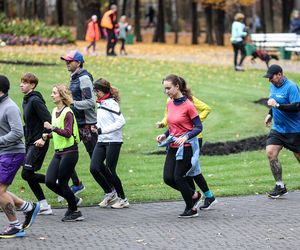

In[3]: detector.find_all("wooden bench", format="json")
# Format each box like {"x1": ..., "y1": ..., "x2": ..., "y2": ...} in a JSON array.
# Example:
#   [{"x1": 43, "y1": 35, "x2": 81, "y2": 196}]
[{"x1": 250, "y1": 33, "x2": 300, "y2": 59}]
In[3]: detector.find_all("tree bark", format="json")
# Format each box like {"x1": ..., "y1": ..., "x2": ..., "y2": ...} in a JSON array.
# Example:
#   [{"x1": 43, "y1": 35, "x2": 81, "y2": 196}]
[
  {"x1": 282, "y1": 0, "x2": 294, "y2": 32},
  {"x1": 75, "y1": 0, "x2": 101, "y2": 40},
  {"x1": 262, "y1": 0, "x2": 274, "y2": 33},
  {"x1": 122, "y1": 0, "x2": 127, "y2": 15},
  {"x1": 134, "y1": 0, "x2": 142, "y2": 41},
  {"x1": 153, "y1": 0, "x2": 165, "y2": 43},
  {"x1": 214, "y1": 8, "x2": 225, "y2": 46},
  {"x1": 56, "y1": 0, "x2": 63, "y2": 25},
  {"x1": 191, "y1": 0, "x2": 198, "y2": 45},
  {"x1": 204, "y1": 5, "x2": 214, "y2": 44},
  {"x1": 171, "y1": 0, "x2": 179, "y2": 44}
]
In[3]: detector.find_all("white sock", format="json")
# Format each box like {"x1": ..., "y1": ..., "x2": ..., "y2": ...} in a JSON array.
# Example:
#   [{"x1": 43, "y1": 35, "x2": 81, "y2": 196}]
[
  {"x1": 9, "y1": 219, "x2": 21, "y2": 229},
  {"x1": 276, "y1": 181, "x2": 284, "y2": 188},
  {"x1": 20, "y1": 201, "x2": 33, "y2": 212},
  {"x1": 39, "y1": 199, "x2": 48, "y2": 207}
]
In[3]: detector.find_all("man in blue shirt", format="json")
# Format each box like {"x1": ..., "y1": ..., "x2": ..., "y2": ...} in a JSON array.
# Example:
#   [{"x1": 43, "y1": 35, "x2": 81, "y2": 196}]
[{"x1": 264, "y1": 64, "x2": 300, "y2": 198}]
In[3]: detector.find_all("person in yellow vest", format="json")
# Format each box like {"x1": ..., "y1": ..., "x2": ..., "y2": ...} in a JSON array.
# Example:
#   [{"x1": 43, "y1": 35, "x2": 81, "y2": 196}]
[
  {"x1": 43, "y1": 84, "x2": 84, "y2": 222},
  {"x1": 101, "y1": 4, "x2": 118, "y2": 56},
  {"x1": 157, "y1": 94, "x2": 217, "y2": 210}
]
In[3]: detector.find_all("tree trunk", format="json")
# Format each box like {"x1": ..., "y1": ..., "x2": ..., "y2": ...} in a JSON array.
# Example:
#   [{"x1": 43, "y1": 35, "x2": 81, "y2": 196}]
[
  {"x1": 191, "y1": 0, "x2": 198, "y2": 45},
  {"x1": 16, "y1": 0, "x2": 26, "y2": 18},
  {"x1": 36, "y1": 0, "x2": 45, "y2": 20},
  {"x1": 134, "y1": 0, "x2": 142, "y2": 42},
  {"x1": 75, "y1": 0, "x2": 101, "y2": 40},
  {"x1": 262, "y1": 0, "x2": 274, "y2": 33},
  {"x1": 204, "y1": 5, "x2": 214, "y2": 44},
  {"x1": 153, "y1": 0, "x2": 165, "y2": 43},
  {"x1": 282, "y1": 0, "x2": 294, "y2": 32},
  {"x1": 171, "y1": 0, "x2": 179, "y2": 44},
  {"x1": 57, "y1": 0, "x2": 63, "y2": 25},
  {"x1": 214, "y1": 8, "x2": 225, "y2": 46},
  {"x1": 122, "y1": 0, "x2": 127, "y2": 15}
]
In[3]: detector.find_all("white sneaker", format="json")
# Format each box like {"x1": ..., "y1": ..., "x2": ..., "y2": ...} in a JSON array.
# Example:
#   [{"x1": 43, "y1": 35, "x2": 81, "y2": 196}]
[
  {"x1": 98, "y1": 192, "x2": 117, "y2": 208},
  {"x1": 57, "y1": 196, "x2": 64, "y2": 202},
  {"x1": 38, "y1": 204, "x2": 53, "y2": 215},
  {"x1": 111, "y1": 198, "x2": 129, "y2": 209}
]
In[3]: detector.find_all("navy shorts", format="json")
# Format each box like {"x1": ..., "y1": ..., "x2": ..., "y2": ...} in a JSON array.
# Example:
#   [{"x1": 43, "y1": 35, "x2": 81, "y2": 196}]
[
  {"x1": 0, "y1": 153, "x2": 25, "y2": 185},
  {"x1": 23, "y1": 142, "x2": 49, "y2": 172},
  {"x1": 266, "y1": 129, "x2": 300, "y2": 153}
]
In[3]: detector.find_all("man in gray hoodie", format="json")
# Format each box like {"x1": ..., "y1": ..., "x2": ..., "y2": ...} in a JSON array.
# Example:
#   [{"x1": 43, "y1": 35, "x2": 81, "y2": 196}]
[{"x1": 0, "y1": 75, "x2": 40, "y2": 238}]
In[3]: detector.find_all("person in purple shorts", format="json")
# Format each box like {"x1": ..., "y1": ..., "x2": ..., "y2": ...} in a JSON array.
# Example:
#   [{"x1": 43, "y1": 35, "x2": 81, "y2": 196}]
[{"x1": 0, "y1": 75, "x2": 40, "y2": 238}]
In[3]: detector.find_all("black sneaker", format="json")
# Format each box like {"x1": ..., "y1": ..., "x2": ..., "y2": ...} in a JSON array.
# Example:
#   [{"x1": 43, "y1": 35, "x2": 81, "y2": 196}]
[
  {"x1": 178, "y1": 209, "x2": 198, "y2": 218},
  {"x1": 267, "y1": 185, "x2": 288, "y2": 199},
  {"x1": 62, "y1": 210, "x2": 84, "y2": 222},
  {"x1": 0, "y1": 225, "x2": 25, "y2": 238},
  {"x1": 199, "y1": 196, "x2": 217, "y2": 210},
  {"x1": 22, "y1": 202, "x2": 40, "y2": 229},
  {"x1": 192, "y1": 191, "x2": 202, "y2": 209}
]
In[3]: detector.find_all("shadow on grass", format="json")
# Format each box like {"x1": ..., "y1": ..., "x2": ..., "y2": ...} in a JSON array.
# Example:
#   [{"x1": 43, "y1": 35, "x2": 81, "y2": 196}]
[{"x1": 0, "y1": 60, "x2": 56, "y2": 66}]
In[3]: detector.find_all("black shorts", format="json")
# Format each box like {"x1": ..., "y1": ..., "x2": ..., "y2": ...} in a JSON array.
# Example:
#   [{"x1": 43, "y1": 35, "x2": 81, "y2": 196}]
[
  {"x1": 266, "y1": 129, "x2": 300, "y2": 153},
  {"x1": 23, "y1": 142, "x2": 49, "y2": 171}
]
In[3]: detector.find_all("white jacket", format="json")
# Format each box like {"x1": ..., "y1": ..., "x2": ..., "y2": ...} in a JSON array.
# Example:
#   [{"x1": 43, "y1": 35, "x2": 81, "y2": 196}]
[{"x1": 96, "y1": 98, "x2": 125, "y2": 142}]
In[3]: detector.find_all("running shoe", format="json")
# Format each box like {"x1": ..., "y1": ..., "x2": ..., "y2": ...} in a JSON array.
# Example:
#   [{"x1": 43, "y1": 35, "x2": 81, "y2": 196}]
[
  {"x1": 267, "y1": 185, "x2": 288, "y2": 199},
  {"x1": 0, "y1": 225, "x2": 25, "y2": 238},
  {"x1": 111, "y1": 198, "x2": 130, "y2": 209},
  {"x1": 61, "y1": 210, "x2": 84, "y2": 222},
  {"x1": 38, "y1": 204, "x2": 53, "y2": 215},
  {"x1": 98, "y1": 192, "x2": 117, "y2": 208},
  {"x1": 199, "y1": 197, "x2": 218, "y2": 210},
  {"x1": 70, "y1": 182, "x2": 85, "y2": 195},
  {"x1": 22, "y1": 202, "x2": 40, "y2": 229},
  {"x1": 178, "y1": 209, "x2": 198, "y2": 218}
]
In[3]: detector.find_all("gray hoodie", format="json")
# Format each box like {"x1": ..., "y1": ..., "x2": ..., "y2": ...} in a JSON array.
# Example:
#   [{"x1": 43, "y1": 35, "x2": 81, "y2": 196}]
[{"x1": 0, "y1": 95, "x2": 25, "y2": 154}]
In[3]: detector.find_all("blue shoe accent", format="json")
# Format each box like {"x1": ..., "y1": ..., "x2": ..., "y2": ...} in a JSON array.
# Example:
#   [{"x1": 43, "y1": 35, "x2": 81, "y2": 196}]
[
  {"x1": 22, "y1": 202, "x2": 40, "y2": 229},
  {"x1": 70, "y1": 183, "x2": 85, "y2": 195}
]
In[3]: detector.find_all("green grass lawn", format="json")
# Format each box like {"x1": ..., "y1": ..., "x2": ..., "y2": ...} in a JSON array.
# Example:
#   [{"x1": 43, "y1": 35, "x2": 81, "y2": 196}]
[{"x1": 2, "y1": 50, "x2": 300, "y2": 206}]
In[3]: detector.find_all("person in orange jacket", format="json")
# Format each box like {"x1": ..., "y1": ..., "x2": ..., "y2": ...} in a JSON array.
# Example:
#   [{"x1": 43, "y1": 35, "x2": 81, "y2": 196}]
[
  {"x1": 101, "y1": 5, "x2": 118, "y2": 56},
  {"x1": 85, "y1": 15, "x2": 100, "y2": 56}
]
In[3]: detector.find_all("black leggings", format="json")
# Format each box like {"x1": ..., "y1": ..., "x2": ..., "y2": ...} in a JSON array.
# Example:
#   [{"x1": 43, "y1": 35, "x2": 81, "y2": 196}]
[
  {"x1": 163, "y1": 146, "x2": 194, "y2": 210},
  {"x1": 90, "y1": 142, "x2": 125, "y2": 199},
  {"x1": 22, "y1": 143, "x2": 49, "y2": 201},
  {"x1": 106, "y1": 28, "x2": 117, "y2": 54},
  {"x1": 120, "y1": 38, "x2": 126, "y2": 53},
  {"x1": 71, "y1": 127, "x2": 97, "y2": 186},
  {"x1": 232, "y1": 41, "x2": 246, "y2": 67},
  {"x1": 45, "y1": 151, "x2": 79, "y2": 211},
  {"x1": 86, "y1": 39, "x2": 96, "y2": 52}
]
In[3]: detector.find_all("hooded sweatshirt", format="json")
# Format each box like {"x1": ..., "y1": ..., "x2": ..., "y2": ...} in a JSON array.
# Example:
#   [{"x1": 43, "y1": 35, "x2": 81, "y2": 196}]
[{"x1": 22, "y1": 91, "x2": 51, "y2": 146}]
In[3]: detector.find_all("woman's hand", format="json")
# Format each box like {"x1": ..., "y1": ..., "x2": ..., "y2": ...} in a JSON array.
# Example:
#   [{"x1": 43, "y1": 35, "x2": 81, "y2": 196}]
[
  {"x1": 156, "y1": 134, "x2": 166, "y2": 143},
  {"x1": 156, "y1": 121, "x2": 164, "y2": 128},
  {"x1": 91, "y1": 125, "x2": 98, "y2": 133},
  {"x1": 44, "y1": 121, "x2": 52, "y2": 130},
  {"x1": 174, "y1": 135, "x2": 188, "y2": 145},
  {"x1": 34, "y1": 138, "x2": 45, "y2": 148}
]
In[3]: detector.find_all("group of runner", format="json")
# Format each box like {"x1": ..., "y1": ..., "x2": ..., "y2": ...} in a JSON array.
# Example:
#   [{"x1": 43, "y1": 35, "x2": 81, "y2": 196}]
[
  {"x1": 0, "y1": 47, "x2": 299, "y2": 237},
  {"x1": 0, "y1": 50, "x2": 128, "y2": 238}
]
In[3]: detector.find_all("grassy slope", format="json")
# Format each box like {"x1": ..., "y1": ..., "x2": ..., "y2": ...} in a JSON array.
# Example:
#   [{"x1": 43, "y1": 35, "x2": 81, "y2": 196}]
[{"x1": 1, "y1": 51, "x2": 300, "y2": 206}]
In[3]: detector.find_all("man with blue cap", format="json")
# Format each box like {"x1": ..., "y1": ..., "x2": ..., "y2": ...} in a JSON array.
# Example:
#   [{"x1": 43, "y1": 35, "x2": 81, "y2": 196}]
[
  {"x1": 264, "y1": 64, "x2": 300, "y2": 198},
  {"x1": 60, "y1": 50, "x2": 97, "y2": 200}
]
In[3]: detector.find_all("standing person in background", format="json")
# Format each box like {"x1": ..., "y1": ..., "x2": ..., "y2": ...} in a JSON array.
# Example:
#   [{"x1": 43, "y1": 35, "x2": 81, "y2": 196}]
[
  {"x1": 290, "y1": 10, "x2": 300, "y2": 34},
  {"x1": 145, "y1": 5, "x2": 156, "y2": 29},
  {"x1": 156, "y1": 95, "x2": 217, "y2": 210},
  {"x1": 0, "y1": 75, "x2": 40, "y2": 238},
  {"x1": 20, "y1": 73, "x2": 53, "y2": 216},
  {"x1": 101, "y1": 4, "x2": 118, "y2": 56},
  {"x1": 230, "y1": 13, "x2": 247, "y2": 71},
  {"x1": 60, "y1": 50, "x2": 98, "y2": 200},
  {"x1": 118, "y1": 15, "x2": 129, "y2": 55},
  {"x1": 85, "y1": 15, "x2": 100, "y2": 56},
  {"x1": 263, "y1": 65, "x2": 300, "y2": 198},
  {"x1": 157, "y1": 75, "x2": 207, "y2": 218},
  {"x1": 44, "y1": 84, "x2": 83, "y2": 222},
  {"x1": 90, "y1": 78, "x2": 129, "y2": 209}
]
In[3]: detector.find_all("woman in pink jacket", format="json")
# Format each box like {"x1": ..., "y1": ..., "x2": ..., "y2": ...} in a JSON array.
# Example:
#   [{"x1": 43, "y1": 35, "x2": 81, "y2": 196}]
[{"x1": 85, "y1": 15, "x2": 100, "y2": 56}]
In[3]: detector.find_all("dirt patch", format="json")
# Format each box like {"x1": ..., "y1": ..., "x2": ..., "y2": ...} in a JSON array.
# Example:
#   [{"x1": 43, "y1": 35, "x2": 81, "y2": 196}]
[{"x1": 0, "y1": 60, "x2": 56, "y2": 66}]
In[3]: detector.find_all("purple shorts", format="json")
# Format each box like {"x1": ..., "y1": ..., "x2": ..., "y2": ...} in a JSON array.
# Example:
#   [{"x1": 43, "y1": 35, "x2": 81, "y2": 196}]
[{"x1": 0, "y1": 153, "x2": 25, "y2": 185}]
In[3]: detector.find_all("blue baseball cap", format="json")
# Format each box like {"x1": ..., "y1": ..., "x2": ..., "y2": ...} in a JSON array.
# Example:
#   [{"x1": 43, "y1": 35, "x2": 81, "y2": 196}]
[{"x1": 60, "y1": 50, "x2": 84, "y2": 63}]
